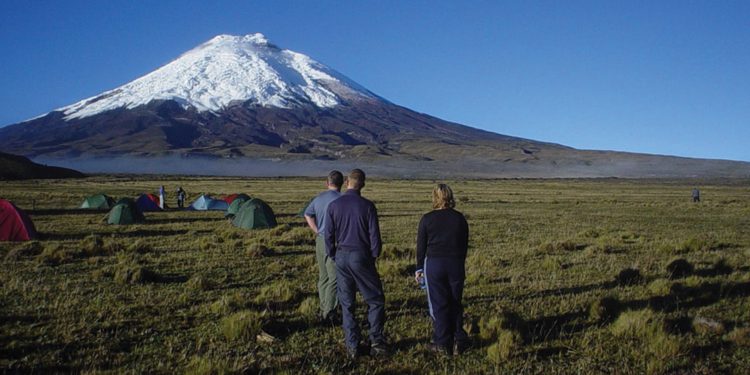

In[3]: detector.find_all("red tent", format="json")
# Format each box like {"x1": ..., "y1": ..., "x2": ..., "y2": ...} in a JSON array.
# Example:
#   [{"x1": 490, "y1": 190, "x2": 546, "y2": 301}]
[
  {"x1": 136, "y1": 193, "x2": 162, "y2": 211},
  {"x1": 224, "y1": 194, "x2": 239, "y2": 204},
  {"x1": 0, "y1": 199, "x2": 37, "y2": 241}
]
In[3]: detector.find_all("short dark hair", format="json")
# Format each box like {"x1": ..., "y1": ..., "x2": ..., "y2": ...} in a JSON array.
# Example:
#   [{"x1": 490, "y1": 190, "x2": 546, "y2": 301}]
[
  {"x1": 327, "y1": 170, "x2": 344, "y2": 188},
  {"x1": 347, "y1": 168, "x2": 366, "y2": 190}
]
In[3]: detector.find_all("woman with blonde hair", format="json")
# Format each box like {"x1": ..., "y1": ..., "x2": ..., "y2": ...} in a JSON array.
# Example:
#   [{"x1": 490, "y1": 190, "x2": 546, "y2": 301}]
[{"x1": 415, "y1": 183, "x2": 470, "y2": 355}]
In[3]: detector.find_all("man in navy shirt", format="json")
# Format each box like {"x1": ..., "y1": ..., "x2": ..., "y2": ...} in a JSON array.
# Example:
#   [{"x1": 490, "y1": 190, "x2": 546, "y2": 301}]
[
  {"x1": 304, "y1": 170, "x2": 343, "y2": 323},
  {"x1": 325, "y1": 169, "x2": 388, "y2": 358}
]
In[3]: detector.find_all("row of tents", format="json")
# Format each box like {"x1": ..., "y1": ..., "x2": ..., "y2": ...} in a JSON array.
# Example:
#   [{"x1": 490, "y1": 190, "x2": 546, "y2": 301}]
[
  {"x1": 98, "y1": 193, "x2": 277, "y2": 229},
  {"x1": 1, "y1": 192, "x2": 280, "y2": 241},
  {"x1": 80, "y1": 193, "x2": 245, "y2": 212}
]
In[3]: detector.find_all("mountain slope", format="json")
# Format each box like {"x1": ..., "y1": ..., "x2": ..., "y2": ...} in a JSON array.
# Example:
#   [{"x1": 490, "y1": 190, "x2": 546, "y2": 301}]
[{"x1": 0, "y1": 152, "x2": 85, "y2": 180}]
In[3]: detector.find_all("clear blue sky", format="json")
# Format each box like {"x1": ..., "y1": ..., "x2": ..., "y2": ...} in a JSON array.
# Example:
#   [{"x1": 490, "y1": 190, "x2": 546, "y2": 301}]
[{"x1": 1, "y1": 0, "x2": 748, "y2": 161}]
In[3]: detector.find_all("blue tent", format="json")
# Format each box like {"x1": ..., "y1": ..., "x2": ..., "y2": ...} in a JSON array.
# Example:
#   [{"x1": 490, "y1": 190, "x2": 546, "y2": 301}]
[
  {"x1": 135, "y1": 193, "x2": 162, "y2": 212},
  {"x1": 188, "y1": 194, "x2": 229, "y2": 211}
]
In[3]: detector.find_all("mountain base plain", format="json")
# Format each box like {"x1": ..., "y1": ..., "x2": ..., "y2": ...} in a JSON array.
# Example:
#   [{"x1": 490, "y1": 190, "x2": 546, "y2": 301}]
[{"x1": 1, "y1": 176, "x2": 749, "y2": 374}]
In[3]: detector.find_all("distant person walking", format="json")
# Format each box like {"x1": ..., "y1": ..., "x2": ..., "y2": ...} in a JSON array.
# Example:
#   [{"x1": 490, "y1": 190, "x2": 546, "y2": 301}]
[
  {"x1": 304, "y1": 170, "x2": 344, "y2": 323},
  {"x1": 415, "y1": 183, "x2": 470, "y2": 355},
  {"x1": 177, "y1": 187, "x2": 186, "y2": 208},
  {"x1": 159, "y1": 185, "x2": 166, "y2": 209},
  {"x1": 325, "y1": 169, "x2": 388, "y2": 358},
  {"x1": 692, "y1": 188, "x2": 701, "y2": 203}
]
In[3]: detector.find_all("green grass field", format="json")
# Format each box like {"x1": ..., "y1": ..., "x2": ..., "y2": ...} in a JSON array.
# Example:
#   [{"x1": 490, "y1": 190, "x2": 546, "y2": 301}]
[{"x1": 1, "y1": 176, "x2": 749, "y2": 374}]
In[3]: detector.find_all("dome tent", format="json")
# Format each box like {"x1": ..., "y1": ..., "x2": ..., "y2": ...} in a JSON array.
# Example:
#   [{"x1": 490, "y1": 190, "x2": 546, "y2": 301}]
[
  {"x1": 80, "y1": 193, "x2": 116, "y2": 210},
  {"x1": 189, "y1": 194, "x2": 229, "y2": 211},
  {"x1": 225, "y1": 194, "x2": 252, "y2": 218},
  {"x1": 136, "y1": 193, "x2": 162, "y2": 212},
  {"x1": 0, "y1": 199, "x2": 37, "y2": 241},
  {"x1": 107, "y1": 198, "x2": 145, "y2": 225},
  {"x1": 232, "y1": 198, "x2": 277, "y2": 230}
]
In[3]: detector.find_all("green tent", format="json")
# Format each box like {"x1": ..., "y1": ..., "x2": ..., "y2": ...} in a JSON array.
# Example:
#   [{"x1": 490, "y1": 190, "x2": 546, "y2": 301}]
[
  {"x1": 107, "y1": 198, "x2": 145, "y2": 225},
  {"x1": 232, "y1": 198, "x2": 277, "y2": 230},
  {"x1": 225, "y1": 194, "x2": 252, "y2": 218},
  {"x1": 80, "y1": 193, "x2": 116, "y2": 210}
]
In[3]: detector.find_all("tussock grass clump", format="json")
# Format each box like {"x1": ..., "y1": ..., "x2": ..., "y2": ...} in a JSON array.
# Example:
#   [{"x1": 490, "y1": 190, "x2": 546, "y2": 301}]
[
  {"x1": 611, "y1": 309, "x2": 659, "y2": 338},
  {"x1": 278, "y1": 227, "x2": 314, "y2": 246},
  {"x1": 211, "y1": 292, "x2": 249, "y2": 315},
  {"x1": 675, "y1": 237, "x2": 716, "y2": 254},
  {"x1": 487, "y1": 329, "x2": 522, "y2": 364},
  {"x1": 37, "y1": 244, "x2": 72, "y2": 265},
  {"x1": 269, "y1": 224, "x2": 291, "y2": 237},
  {"x1": 611, "y1": 309, "x2": 682, "y2": 374},
  {"x1": 479, "y1": 308, "x2": 524, "y2": 341},
  {"x1": 221, "y1": 310, "x2": 264, "y2": 342},
  {"x1": 80, "y1": 234, "x2": 108, "y2": 257},
  {"x1": 726, "y1": 327, "x2": 750, "y2": 347},
  {"x1": 297, "y1": 297, "x2": 319, "y2": 322},
  {"x1": 541, "y1": 255, "x2": 563, "y2": 272},
  {"x1": 647, "y1": 278, "x2": 672, "y2": 296},
  {"x1": 114, "y1": 265, "x2": 158, "y2": 284},
  {"x1": 187, "y1": 274, "x2": 215, "y2": 291},
  {"x1": 5, "y1": 241, "x2": 44, "y2": 261},
  {"x1": 246, "y1": 242, "x2": 274, "y2": 258},
  {"x1": 615, "y1": 267, "x2": 642, "y2": 286},
  {"x1": 127, "y1": 240, "x2": 153, "y2": 254},
  {"x1": 185, "y1": 356, "x2": 232, "y2": 375},
  {"x1": 198, "y1": 235, "x2": 224, "y2": 251},
  {"x1": 666, "y1": 258, "x2": 693, "y2": 279},
  {"x1": 254, "y1": 280, "x2": 298, "y2": 306},
  {"x1": 692, "y1": 317, "x2": 725, "y2": 336},
  {"x1": 589, "y1": 296, "x2": 620, "y2": 323}
]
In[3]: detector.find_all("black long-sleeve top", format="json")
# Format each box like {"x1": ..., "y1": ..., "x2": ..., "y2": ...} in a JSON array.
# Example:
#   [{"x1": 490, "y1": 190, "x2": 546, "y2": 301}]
[
  {"x1": 325, "y1": 189, "x2": 382, "y2": 258},
  {"x1": 416, "y1": 208, "x2": 469, "y2": 271}
]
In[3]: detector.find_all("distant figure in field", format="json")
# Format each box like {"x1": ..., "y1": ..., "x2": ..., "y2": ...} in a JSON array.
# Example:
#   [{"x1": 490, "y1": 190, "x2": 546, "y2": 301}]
[
  {"x1": 692, "y1": 188, "x2": 700, "y2": 203},
  {"x1": 415, "y1": 183, "x2": 470, "y2": 356},
  {"x1": 177, "y1": 187, "x2": 186, "y2": 208},
  {"x1": 304, "y1": 170, "x2": 343, "y2": 324},
  {"x1": 159, "y1": 185, "x2": 166, "y2": 209},
  {"x1": 325, "y1": 169, "x2": 388, "y2": 359}
]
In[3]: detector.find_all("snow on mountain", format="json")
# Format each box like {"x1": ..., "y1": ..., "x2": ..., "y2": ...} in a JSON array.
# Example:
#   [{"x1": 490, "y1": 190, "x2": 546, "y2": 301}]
[{"x1": 59, "y1": 33, "x2": 379, "y2": 120}]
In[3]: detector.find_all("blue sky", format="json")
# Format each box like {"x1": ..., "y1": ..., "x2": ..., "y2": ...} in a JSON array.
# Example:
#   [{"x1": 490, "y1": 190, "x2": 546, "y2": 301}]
[{"x1": 1, "y1": 0, "x2": 748, "y2": 161}]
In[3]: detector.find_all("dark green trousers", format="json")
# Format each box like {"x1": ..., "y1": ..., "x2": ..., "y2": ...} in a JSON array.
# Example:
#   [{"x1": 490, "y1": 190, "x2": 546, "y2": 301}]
[{"x1": 316, "y1": 236, "x2": 338, "y2": 317}]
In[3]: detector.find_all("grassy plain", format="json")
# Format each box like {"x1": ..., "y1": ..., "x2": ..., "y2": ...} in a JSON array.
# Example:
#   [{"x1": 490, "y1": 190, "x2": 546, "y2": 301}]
[{"x1": 1, "y1": 176, "x2": 749, "y2": 374}]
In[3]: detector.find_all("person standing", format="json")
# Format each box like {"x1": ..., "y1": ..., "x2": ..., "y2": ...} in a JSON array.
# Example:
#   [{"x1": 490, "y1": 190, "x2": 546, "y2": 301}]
[
  {"x1": 325, "y1": 169, "x2": 388, "y2": 358},
  {"x1": 415, "y1": 183, "x2": 470, "y2": 355},
  {"x1": 304, "y1": 170, "x2": 344, "y2": 323},
  {"x1": 177, "y1": 187, "x2": 186, "y2": 208},
  {"x1": 692, "y1": 188, "x2": 701, "y2": 203},
  {"x1": 159, "y1": 185, "x2": 166, "y2": 209}
]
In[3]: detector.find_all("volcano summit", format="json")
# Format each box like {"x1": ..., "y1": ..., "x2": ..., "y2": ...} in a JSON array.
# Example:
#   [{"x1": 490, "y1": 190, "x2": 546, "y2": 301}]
[{"x1": 0, "y1": 33, "x2": 748, "y2": 178}]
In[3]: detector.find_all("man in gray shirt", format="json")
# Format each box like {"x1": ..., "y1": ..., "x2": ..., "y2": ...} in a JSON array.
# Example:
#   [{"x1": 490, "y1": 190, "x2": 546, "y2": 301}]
[{"x1": 304, "y1": 170, "x2": 344, "y2": 322}]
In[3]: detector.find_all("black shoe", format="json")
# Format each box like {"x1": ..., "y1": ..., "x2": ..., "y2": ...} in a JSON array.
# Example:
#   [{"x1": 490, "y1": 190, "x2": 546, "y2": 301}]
[
  {"x1": 454, "y1": 340, "x2": 471, "y2": 355},
  {"x1": 427, "y1": 342, "x2": 451, "y2": 356},
  {"x1": 370, "y1": 342, "x2": 390, "y2": 357}
]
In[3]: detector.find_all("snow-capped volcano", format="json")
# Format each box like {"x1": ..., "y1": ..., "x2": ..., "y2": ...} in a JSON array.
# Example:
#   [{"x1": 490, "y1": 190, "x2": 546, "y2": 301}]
[
  {"x1": 3, "y1": 33, "x2": 748, "y2": 178},
  {"x1": 59, "y1": 33, "x2": 379, "y2": 120}
]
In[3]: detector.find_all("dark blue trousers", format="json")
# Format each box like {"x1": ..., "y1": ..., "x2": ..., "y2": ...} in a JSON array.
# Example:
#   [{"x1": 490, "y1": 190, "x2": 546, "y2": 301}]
[
  {"x1": 335, "y1": 250, "x2": 386, "y2": 349},
  {"x1": 425, "y1": 257, "x2": 468, "y2": 348}
]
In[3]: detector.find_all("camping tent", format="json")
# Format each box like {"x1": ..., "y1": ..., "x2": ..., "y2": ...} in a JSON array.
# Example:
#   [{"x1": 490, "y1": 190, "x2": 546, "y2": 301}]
[
  {"x1": 189, "y1": 194, "x2": 229, "y2": 211},
  {"x1": 80, "y1": 194, "x2": 115, "y2": 210},
  {"x1": 0, "y1": 199, "x2": 37, "y2": 241},
  {"x1": 225, "y1": 194, "x2": 252, "y2": 218},
  {"x1": 136, "y1": 193, "x2": 161, "y2": 212},
  {"x1": 232, "y1": 198, "x2": 277, "y2": 229},
  {"x1": 107, "y1": 198, "x2": 145, "y2": 225},
  {"x1": 224, "y1": 193, "x2": 251, "y2": 205}
]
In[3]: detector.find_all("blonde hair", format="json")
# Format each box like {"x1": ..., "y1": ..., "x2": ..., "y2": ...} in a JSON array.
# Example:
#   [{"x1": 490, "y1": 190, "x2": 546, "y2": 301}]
[{"x1": 432, "y1": 183, "x2": 455, "y2": 209}]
